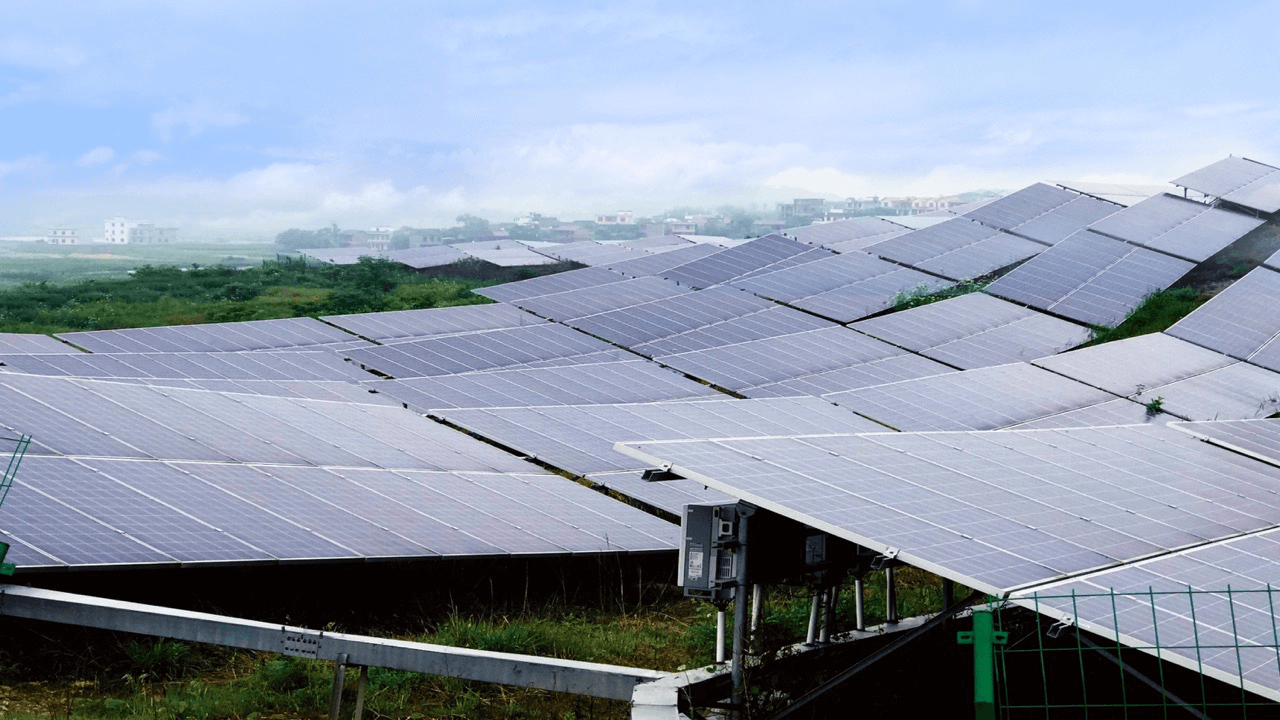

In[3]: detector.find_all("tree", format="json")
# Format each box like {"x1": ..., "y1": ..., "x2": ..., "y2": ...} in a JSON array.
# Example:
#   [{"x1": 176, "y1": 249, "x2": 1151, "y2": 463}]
[
  {"x1": 275, "y1": 223, "x2": 341, "y2": 250},
  {"x1": 454, "y1": 214, "x2": 491, "y2": 241}
]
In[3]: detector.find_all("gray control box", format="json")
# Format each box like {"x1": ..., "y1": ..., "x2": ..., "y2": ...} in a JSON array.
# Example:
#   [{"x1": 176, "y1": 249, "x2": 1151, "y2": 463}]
[{"x1": 680, "y1": 502, "x2": 743, "y2": 601}]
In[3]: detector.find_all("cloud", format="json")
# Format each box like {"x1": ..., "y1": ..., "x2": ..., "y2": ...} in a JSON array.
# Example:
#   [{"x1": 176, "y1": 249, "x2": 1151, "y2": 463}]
[
  {"x1": 76, "y1": 146, "x2": 115, "y2": 167},
  {"x1": 132, "y1": 150, "x2": 163, "y2": 165},
  {"x1": 0, "y1": 155, "x2": 49, "y2": 180},
  {"x1": 763, "y1": 167, "x2": 877, "y2": 199},
  {"x1": 0, "y1": 35, "x2": 86, "y2": 71},
  {"x1": 151, "y1": 99, "x2": 248, "y2": 141}
]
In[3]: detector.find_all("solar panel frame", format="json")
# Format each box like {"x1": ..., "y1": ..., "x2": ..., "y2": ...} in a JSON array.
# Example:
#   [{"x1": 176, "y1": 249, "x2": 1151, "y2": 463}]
[
  {"x1": 1004, "y1": 194, "x2": 1121, "y2": 245},
  {"x1": 1088, "y1": 194, "x2": 1265, "y2": 262},
  {"x1": 1031, "y1": 333, "x2": 1236, "y2": 397},
  {"x1": 661, "y1": 234, "x2": 814, "y2": 289},
  {"x1": 604, "y1": 243, "x2": 722, "y2": 278},
  {"x1": 781, "y1": 217, "x2": 909, "y2": 248},
  {"x1": 1166, "y1": 267, "x2": 1280, "y2": 363},
  {"x1": 963, "y1": 183, "x2": 1080, "y2": 231},
  {"x1": 0, "y1": 333, "x2": 78, "y2": 354},
  {"x1": 509, "y1": 276, "x2": 691, "y2": 321},
  {"x1": 342, "y1": 324, "x2": 617, "y2": 378},
  {"x1": 1133, "y1": 362, "x2": 1280, "y2": 421},
  {"x1": 323, "y1": 304, "x2": 546, "y2": 342},
  {"x1": 739, "y1": 353, "x2": 957, "y2": 398},
  {"x1": 474, "y1": 266, "x2": 626, "y2": 303},
  {"x1": 586, "y1": 470, "x2": 734, "y2": 517}
]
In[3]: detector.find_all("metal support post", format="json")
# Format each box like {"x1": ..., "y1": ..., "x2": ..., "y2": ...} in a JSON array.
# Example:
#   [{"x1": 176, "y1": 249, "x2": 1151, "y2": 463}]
[
  {"x1": 854, "y1": 576, "x2": 866, "y2": 631},
  {"x1": 750, "y1": 584, "x2": 763, "y2": 633},
  {"x1": 956, "y1": 609, "x2": 1007, "y2": 720},
  {"x1": 716, "y1": 607, "x2": 727, "y2": 663},
  {"x1": 352, "y1": 665, "x2": 369, "y2": 720},
  {"x1": 329, "y1": 653, "x2": 349, "y2": 720},
  {"x1": 885, "y1": 567, "x2": 898, "y2": 623},
  {"x1": 942, "y1": 578, "x2": 954, "y2": 609},
  {"x1": 731, "y1": 507, "x2": 753, "y2": 716},
  {"x1": 821, "y1": 584, "x2": 837, "y2": 642},
  {"x1": 806, "y1": 591, "x2": 821, "y2": 644}
]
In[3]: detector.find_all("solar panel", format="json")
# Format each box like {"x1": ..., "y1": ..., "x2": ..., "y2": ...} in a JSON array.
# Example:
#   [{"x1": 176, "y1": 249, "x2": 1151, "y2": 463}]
[
  {"x1": 616, "y1": 422, "x2": 1280, "y2": 595},
  {"x1": 1054, "y1": 181, "x2": 1174, "y2": 207},
  {"x1": 508, "y1": 276, "x2": 691, "y2": 321},
  {"x1": 732, "y1": 251, "x2": 952, "y2": 323},
  {"x1": 300, "y1": 247, "x2": 369, "y2": 265},
  {"x1": 1173, "y1": 156, "x2": 1280, "y2": 213},
  {"x1": 451, "y1": 241, "x2": 560, "y2": 266},
  {"x1": 564, "y1": 286, "x2": 773, "y2": 349},
  {"x1": 323, "y1": 304, "x2": 545, "y2": 342},
  {"x1": 382, "y1": 244, "x2": 467, "y2": 269},
  {"x1": 0, "y1": 333, "x2": 77, "y2": 354},
  {"x1": 532, "y1": 241, "x2": 651, "y2": 266},
  {"x1": 865, "y1": 217, "x2": 1044, "y2": 279},
  {"x1": 632, "y1": 305, "x2": 836, "y2": 356},
  {"x1": 780, "y1": 217, "x2": 908, "y2": 249},
  {"x1": 655, "y1": 326, "x2": 911, "y2": 391},
  {"x1": 586, "y1": 470, "x2": 734, "y2": 516},
  {"x1": 1010, "y1": 526, "x2": 1280, "y2": 703},
  {"x1": 112, "y1": 378, "x2": 397, "y2": 405},
  {"x1": 1088, "y1": 194, "x2": 1264, "y2": 262},
  {"x1": 474, "y1": 266, "x2": 625, "y2": 303},
  {"x1": 963, "y1": 183, "x2": 1080, "y2": 231},
  {"x1": 823, "y1": 229, "x2": 912, "y2": 254},
  {"x1": 0, "y1": 350, "x2": 372, "y2": 382},
  {"x1": 851, "y1": 293, "x2": 1090, "y2": 369},
  {"x1": 1031, "y1": 333, "x2": 1235, "y2": 397},
  {"x1": 367, "y1": 360, "x2": 720, "y2": 410},
  {"x1": 661, "y1": 234, "x2": 814, "y2": 289},
  {"x1": 438, "y1": 396, "x2": 883, "y2": 476},
  {"x1": 58, "y1": 317, "x2": 357, "y2": 353},
  {"x1": 342, "y1": 323, "x2": 617, "y2": 378},
  {"x1": 604, "y1": 243, "x2": 722, "y2": 278},
  {"x1": 1004, "y1": 194, "x2": 1121, "y2": 245},
  {"x1": 1130, "y1": 362, "x2": 1280, "y2": 421},
  {"x1": 740, "y1": 354, "x2": 956, "y2": 398},
  {"x1": 825, "y1": 362, "x2": 1117, "y2": 431},
  {"x1": 1004, "y1": 397, "x2": 1160, "y2": 429},
  {"x1": 1166, "y1": 267, "x2": 1280, "y2": 366},
  {"x1": 985, "y1": 230, "x2": 1194, "y2": 327}
]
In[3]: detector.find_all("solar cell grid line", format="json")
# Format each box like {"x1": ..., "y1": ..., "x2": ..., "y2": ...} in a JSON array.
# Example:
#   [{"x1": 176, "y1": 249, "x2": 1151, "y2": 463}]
[
  {"x1": 179, "y1": 462, "x2": 435, "y2": 558},
  {"x1": 1166, "y1": 267, "x2": 1280, "y2": 361},
  {"x1": 350, "y1": 401, "x2": 538, "y2": 473},
  {"x1": 781, "y1": 217, "x2": 909, "y2": 248},
  {"x1": 654, "y1": 326, "x2": 906, "y2": 390},
  {"x1": 778, "y1": 267, "x2": 951, "y2": 324},
  {"x1": 604, "y1": 243, "x2": 721, "y2": 278},
  {"x1": 55, "y1": 328, "x2": 134, "y2": 353},
  {"x1": 740, "y1": 354, "x2": 957, "y2": 398},
  {"x1": 824, "y1": 362, "x2": 1117, "y2": 431},
  {"x1": 728, "y1": 246, "x2": 836, "y2": 284},
  {"x1": 569, "y1": 286, "x2": 774, "y2": 348},
  {"x1": 1003, "y1": 194, "x2": 1121, "y2": 246},
  {"x1": 1003, "y1": 397, "x2": 1159, "y2": 429},
  {"x1": 0, "y1": 380, "x2": 152, "y2": 458},
  {"x1": 511, "y1": 276, "x2": 691, "y2": 321},
  {"x1": 1131, "y1": 362, "x2": 1280, "y2": 421},
  {"x1": 475, "y1": 266, "x2": 626, "y2": 303},
  {"x1": 863, "y1": 217, "x2": 1014, "y2": 266},
  {"x1": 1172, "y1": 418, "x2": 1280, "y2": 466},
  {"x1": 1221, "y1": 169, "x2": 1280, "y2": 213},
  {"x1": 458, "y1": 472, "x2": 678, "y2": 550},
  {"x1": 850, "y1": 293, "x2": 1046, "y2": 352},
  {"x1": 962, "y1": 182, "x2": 1080, "y2": 231},
  {"x1": 1088, "y1": 194, "x2": 1265, "y2": 262},
  {"x1": 1031, "y1": 333, "x2": 1236, "y2": 397},
  {"x1": 824, "y1": 229, "x2": 913, "y2": 254},
  {"x1": 0, "y1": 535, "x2": 62, "y2": 570},
  {"x1": 0, "y1": 460, "x2": 177, "y2": 567},
  {"x1": 911, "y1": 233, "x2": 1047, "y2": 281},
  {"x1": 270, "y1": 465, "x2": 502, "y2": 556},
  {"x1": 324, "y1": 304, "x2": 546, "y2": 342},
  {"x1": 1172, "y1": 156, "x2": 1280, "y2": 201},
  {"x1": 0, "y1": 333, "x2": 78, "y2": 354},
  {"x1": 2, "y1": 374, "x2": 237, "y2": 462},
  {"x1": 660, "y1": 234, "x2": 813, "y2": 289},
  {"x1": 586, "y1": 470, "x2": 734, "y2": 517},
  {"x1": 18, "y1": 456, "x2": 272, "y2": 562},
  {"x1": 921, "y1": 315, "x2": 1092, "y2": 370},
  {"x1": 632, "y1": 305, "x2": 836, "y2": 356},
  {"x1": 67, "y1": 379, "x2": 317, "y2": 464},
  {"x1": 729, "y1": 250, "x2": 888, "y2": 303},
  {"x1": 0, "y1": 353, "x2": 113, "y2": 377}
]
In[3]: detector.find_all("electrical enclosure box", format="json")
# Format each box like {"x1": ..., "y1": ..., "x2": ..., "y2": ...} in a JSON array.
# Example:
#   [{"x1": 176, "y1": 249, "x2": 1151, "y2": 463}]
[{"x1": 680, "y1": 502, "x2": 743, "y2": 601}]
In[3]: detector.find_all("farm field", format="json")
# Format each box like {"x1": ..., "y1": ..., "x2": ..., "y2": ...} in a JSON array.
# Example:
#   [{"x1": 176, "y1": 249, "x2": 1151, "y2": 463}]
[{"x1": 0, "y1": 242, "x2": 277, "y2": 288}]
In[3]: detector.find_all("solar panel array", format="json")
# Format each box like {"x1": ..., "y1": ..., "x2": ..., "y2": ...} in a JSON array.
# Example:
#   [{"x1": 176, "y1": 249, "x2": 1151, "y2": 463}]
[
  {"x1": 108, "y1": 378, "x2": 398, "y2": 404},
  {"x1": 323, "y1": 303, "x2": 546, "y2": 342},
  {"x1": 0, "y1": 350, "x2": 371, "y2": 382},
  {"x1": 863, "y1": 217, "x2": 1046, "y2": 280},
  {"x1": 341, "y1": 324, "x2": 618, "y2": 378},
  {"x1": 449, "y1": 241, "x2": 560, "y2": 267},
  {"x1": 825, "y1": 362, "x2": 1119, "y2": 431},
  {"x1": 59, "y1": 317, "x2": 363, "y2": 353},
  {"x1": 505, "y1": 276, "x2": 691, "y2": 321},
  {"x1": 475, "y1": 266, "x2": 626, "y2": 303},
  {"x1": 587, "y1": 470, "x2": 733, "y2": 516},
  {"x1": 985, "y1": 230, "x2": 1194, "y2": 327},
  {"x1": 963, "y1": 182, "x2": 1081, "y2": 231},
  {"x1": 1088, "y1": 193, "x2": 1265, "y2": 262},
  {"x1": 1055, "y1": 181, "x2": 1172, "y2": 207},
  {"x1": 616, "y1": 423, "x2": 1280, "y2": 595},
  {"x1": 1002, "y1": 194, "x2": 1121, "y2": 245},
  {"x1": 368, "y1": 360, "x2": 720, "y2": 411},
  {"x1": 1166, "y1": 267, "x2": 1280, "y2": 371},
  {"x1": 850, "y1": 293, "x2": 1091, "y2": 370},
  {"x1": 731, "y1": 250, "x2": 951, "y2": 323},
  {"x1": 1031, "y1": 333, "x2": 1234, "y2": 397},
  {"x1": 531, "y1": 241, "x2": 651, "y2": 266},
  {"x1": 605, "y1": 243, "x2": 722, "y2": 278},
  {"x1": 781, "y1": 217, "x2": 908, "y2": 250},
  {"x1": 740, "y1": 354, "x2": 955, "y2": 399},
  {"x1": 1173, "y1": 156, "x2": 1280, "y2": 213},
  {"x1": 631, "y1": 305, "x2": 836, "y2": 356},
  {"x1": 560, "y1": 286, "x2": 774, "y2": 349},
  {"x1": 661, "y1": 234, "x2": 816, "y2": 289},
  {"x1": 382, "y1": 245, "x2": 467, "y2": 269},
  {"x1": 0, "y1": 333, "x2": 76, "y2": 354}
]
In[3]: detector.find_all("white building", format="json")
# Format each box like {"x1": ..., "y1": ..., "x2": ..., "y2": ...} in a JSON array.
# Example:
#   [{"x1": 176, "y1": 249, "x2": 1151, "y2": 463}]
[
  {"x1": 47, "y1": 228, "x2": 79, "y2": 245},
  {"x1": 104, "y1": 217, "x2": 131, "y2": 244},
  {"x1": 596, "y1": 211, "x2": 634, "y2": 225},
  {"x1": 102, "y1": 217, "x2": 179, "y2": 244}
]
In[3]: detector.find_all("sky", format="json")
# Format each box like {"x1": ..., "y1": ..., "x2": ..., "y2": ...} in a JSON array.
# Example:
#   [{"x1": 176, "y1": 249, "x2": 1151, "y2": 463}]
[{"x1": 1, "y1": 0, "x2": 1279, "y2": 240}]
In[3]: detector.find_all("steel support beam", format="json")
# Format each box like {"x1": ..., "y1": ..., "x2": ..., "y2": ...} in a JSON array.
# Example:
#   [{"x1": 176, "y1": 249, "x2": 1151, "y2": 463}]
[{"x1": 0, "y1": 585, "x2": 663, "y2": 702}]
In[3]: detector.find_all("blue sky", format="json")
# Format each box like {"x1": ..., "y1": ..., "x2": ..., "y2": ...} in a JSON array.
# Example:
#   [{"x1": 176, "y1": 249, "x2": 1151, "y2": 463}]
[{"x1": 1, "y1": 0, "x2": 1278, "y2": 239}]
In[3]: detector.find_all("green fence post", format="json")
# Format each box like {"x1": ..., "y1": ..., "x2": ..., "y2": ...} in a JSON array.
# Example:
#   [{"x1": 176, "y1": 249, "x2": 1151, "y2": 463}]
[{"x1": 958, "y1": 608, "x2": 1008, "y2": 720}]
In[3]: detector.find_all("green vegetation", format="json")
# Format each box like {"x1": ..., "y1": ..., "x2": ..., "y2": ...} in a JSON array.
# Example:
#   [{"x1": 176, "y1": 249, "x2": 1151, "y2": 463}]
[
  {"x1": 892, "y1": 278, "x2": 990, "y2": 311},
  {"x1": 0, "y1": 258, "x2": 496, "y2": 334},
  {"x1": 0, "y1": 242, "x2": 275, "y2": 288},
  {"x1": 1086, "y1": 286, "x2": 1207, "y2": 346},
  {"x1": 1143, "y1": 395, "x2": 1165, "y2": 416}
]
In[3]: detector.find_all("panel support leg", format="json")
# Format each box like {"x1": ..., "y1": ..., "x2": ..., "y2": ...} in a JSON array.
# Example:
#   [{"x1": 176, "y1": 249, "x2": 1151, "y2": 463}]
[
  {"x1": 716, "y1": 607, "x2": 727, "y2": 663},
  {"x1": 854, "y1": 576, "x2": 866, "y2": 631},
  {"x1": 730, "y1": 507, "x2": 753, "y2": 718},
  {"x1": 942, "y1": 578, "x2": 954, "y2": 610},
  {"x1": 886, "y1": 567, "x2": 898, "y2": 623},
  {"x1": 750, "y1": 584, "x2": 763, "y2": 633},
  {"x1": 329, "y1": 652, "x2": 348, "y2": 720},
  {"x1": 806, "y1": 591, "x2": 821, "y2": 644},
  {"x1": 352, "y1": 665, "x2": 368, "y2": 720}
]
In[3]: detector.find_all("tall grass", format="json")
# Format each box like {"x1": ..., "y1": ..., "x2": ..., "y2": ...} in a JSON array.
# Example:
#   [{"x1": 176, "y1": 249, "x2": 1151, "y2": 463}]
[{"x1": 1086, "y1": 286, "x2": 1206, "y2": 346}]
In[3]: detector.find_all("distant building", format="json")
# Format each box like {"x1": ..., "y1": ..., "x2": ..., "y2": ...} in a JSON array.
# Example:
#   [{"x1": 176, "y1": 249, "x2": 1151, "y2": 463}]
[
  {"x1": 47, "y1": 228, "x2": 79, "y2": 245},
  {"x1": 596, "y1": 211, "x2": 634, "y2": 225},
  {"x1": 102, "y1": 217, "x2": 179, "y2": 244},
  {"x1": 777, "y1": 199, "x2": 828, "y2": 219}
]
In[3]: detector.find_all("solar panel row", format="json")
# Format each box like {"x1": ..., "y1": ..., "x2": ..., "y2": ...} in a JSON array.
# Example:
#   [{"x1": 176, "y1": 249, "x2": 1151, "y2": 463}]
[
  {"x1": 342, "y1": 324, "x2": 617, "y2": 378},
  {"x1": 1089, "y1": 193, "x2": 1264, "y2": 262},
  {"x1": 323, "y1": 303, "x2": 546, "y2": 342},
  {"x1": 661, "y1": 234, "x2": 814, "y2": 289},
  {"x1": 59, "y1": 317, "x2": 360, "y2": 353},
  {"x1": 0, "y1": 350, "x2": 372, "y2": 382}
]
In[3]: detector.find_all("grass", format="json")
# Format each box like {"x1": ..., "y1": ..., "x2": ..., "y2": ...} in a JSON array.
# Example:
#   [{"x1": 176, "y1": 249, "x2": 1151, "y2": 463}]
[
  {"x1": 1085, "y1": 286, "x2": 1207, "y2": 346},
  {"x1": 0, "y1": 242, "x2": 274, "y2": 288},
  {"x1": 891, "y1": 278, "x2": 991, "y2": 311}
]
